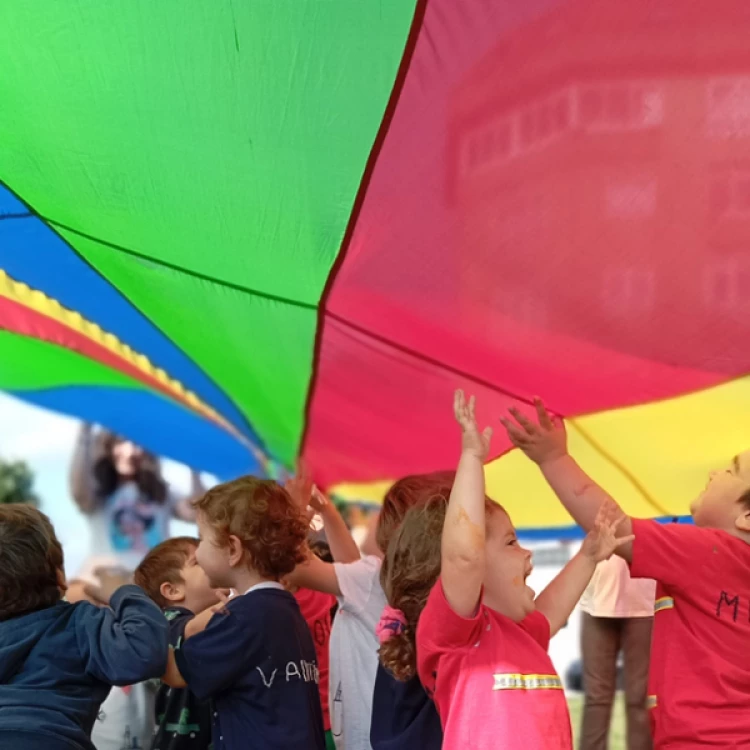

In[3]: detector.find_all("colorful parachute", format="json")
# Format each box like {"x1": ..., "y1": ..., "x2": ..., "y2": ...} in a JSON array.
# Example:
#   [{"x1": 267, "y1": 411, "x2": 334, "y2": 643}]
[{"x1": 1, "y1": 0, "x2": 749, "y2": 536}]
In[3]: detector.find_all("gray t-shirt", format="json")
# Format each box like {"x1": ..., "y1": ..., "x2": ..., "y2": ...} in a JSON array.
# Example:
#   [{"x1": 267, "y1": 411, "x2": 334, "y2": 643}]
[{"x1": 329, "y1": 556, "x2": 386, "y2": 750}]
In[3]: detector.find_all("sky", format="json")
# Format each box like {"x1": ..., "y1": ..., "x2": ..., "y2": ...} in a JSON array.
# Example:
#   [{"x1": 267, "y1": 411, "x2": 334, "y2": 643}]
[{"x1": 0, "y1": 392, "x2": 198, "y2": 576}]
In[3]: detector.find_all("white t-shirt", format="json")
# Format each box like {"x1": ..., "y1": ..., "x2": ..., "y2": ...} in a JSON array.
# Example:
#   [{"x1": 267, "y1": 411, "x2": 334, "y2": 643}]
[
  {"x1": 329, "y1": 555, "x2": 386, "y2": 750},
  {"x1": 579, "y1": 554, "x2": 655, "y2": 618},
  {"x1": 91, "y1": 684, "x2": 155, "y2": 750},
  {"x1": 88, "y1": 482, "x2": 178, "y2": 572}
]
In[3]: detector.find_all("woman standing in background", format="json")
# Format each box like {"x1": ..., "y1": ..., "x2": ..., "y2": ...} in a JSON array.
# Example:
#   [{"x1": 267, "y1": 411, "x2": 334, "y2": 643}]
[
  {"x1": 69, "y1": 422, "x2": 203, "y2": 575},
  {"x1": 68, "y1": 422, "x2": 205, "y2": 750}
]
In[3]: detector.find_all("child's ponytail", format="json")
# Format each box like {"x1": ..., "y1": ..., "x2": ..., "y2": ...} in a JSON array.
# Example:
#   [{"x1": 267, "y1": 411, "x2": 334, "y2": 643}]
[{"x1": 378, "y1": 492, "x2": 450, "y2": 681}]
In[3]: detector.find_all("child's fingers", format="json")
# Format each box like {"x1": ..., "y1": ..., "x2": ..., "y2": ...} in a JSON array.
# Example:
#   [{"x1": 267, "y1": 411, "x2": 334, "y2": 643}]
[
  {"x1": 533, "y1": 397, "x2": 554, "y2": 430},
  {"x1": 509, "y1": 407, "x2": 538, "y2": 435},
  {"x1": 613, "y1": 534, "x2": 636, "y2": 548},
  {"x1": 468, "y1": 394, "x2": 476, "y2": 423},
  {"x1": 454, "y1": 389, "x2": 465, "y2": 421},
  {"x1": 482, "y1": 426, "x2": 493, "y2": 444},
  {"x1": 500, "y1": 417, "x2": 527, "y2": 445},
  {"x1": 310, "y1": 485, "x2": 329, "y2": 512},
  {"x1": 212, "y1": 589, "x2": 231, "y2": 614}
]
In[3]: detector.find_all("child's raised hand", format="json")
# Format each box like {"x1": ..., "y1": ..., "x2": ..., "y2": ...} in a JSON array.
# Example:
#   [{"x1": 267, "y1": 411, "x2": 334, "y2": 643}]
[
  {"x1": 500, "y1": 397, "x2": 567, "y2": 466},
  {"x1": 310, "y1": 485, "x2": 330, "y2": 514},
  {"x1": 580, "y1": 501, "x2": 635, "y2": 563},
  {"x1": 284, "y1": 462, "x2": 315, "y2": 524},
  {"x1": 454, "y1": 390, "x2": 492, "y2": 461}
]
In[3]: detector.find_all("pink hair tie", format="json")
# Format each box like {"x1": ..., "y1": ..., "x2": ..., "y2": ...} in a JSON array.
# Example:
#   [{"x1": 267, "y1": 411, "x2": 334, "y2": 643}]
[{"x1": 376, "y1": 605, "x2": 407, "y2": 644}]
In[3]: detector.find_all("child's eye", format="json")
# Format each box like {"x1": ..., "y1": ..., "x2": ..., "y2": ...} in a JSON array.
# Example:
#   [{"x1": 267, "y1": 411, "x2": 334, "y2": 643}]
[{"x1": 508, "y1": 538, "x2": 517, "y2": 546}]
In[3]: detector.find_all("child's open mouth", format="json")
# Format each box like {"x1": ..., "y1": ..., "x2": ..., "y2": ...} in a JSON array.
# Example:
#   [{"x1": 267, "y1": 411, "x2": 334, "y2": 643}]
[{"x1": 524, "y1": 565, "x2": 534, "y2": 598}]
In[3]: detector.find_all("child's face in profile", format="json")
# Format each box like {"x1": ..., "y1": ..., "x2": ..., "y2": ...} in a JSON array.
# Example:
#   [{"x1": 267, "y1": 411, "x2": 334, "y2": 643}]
[
  {"x1": 180, "y1": 548, "x2": 225, "y2": 614},
  {"x1": 691, "y1": 451, "x2": 750, "y2": 532},
  {"x1": 481, "y1": 508, "x2": 536, "y2": 622},
  {"x1": 195, "y1": 514, "x2": 233, "y2": 590}
]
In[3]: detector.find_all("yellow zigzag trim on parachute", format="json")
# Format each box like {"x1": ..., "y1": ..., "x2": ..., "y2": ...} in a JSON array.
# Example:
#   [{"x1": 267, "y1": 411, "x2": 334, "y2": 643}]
[{"x1": 0, "y1": 269, "x2": 240, "y2": 438}]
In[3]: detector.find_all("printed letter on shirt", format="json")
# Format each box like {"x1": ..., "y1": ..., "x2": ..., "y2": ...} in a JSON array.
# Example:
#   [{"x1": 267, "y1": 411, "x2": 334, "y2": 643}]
[
  {"x1": 716, "y1": 591, "x2": 740, "y2": 622},
  {"x1": 256, "y1": 666, "x2": 278, "y2": 688}
]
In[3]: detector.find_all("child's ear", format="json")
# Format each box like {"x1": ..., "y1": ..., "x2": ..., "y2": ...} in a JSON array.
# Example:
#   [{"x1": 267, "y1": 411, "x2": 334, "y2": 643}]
[
  {"x1": 227, "y1": 535, "x2": 244, "y2": 568},
  {"x1": 160, "y1": 581, "x2": 186, "y2": 603},
  {"x1": 735, "y1": 507, "x2": 750, "y2": 534},
  {"x1": 57, "y1": 568, "x2": 68, "y2": 596}
]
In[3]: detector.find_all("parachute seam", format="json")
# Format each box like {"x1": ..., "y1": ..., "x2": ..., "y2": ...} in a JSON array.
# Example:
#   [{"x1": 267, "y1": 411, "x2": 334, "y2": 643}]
[
  {"x1": 326, "y1": 310, "x2": 537, "y2": 406},
  {"x1": 0, "y1": 213, "x2": 31, "y2": 221},
  {"x1": 47, "y1": 219, "x2": 318, "y2": 311},
  {"x1": 567, "y1": 419, "x2": 671, "y2": 516},
  {"x1": 0, "y1": 180, "x2": 272, "y2": 459},
  {"x1": 298, "y1": 0, "x2": 432, "y2": 460}
]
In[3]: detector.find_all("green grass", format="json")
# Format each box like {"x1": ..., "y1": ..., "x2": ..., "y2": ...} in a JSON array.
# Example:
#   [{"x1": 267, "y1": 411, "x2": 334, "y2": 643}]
[{"x1": 568, "y1": 693, "x2": 626, "y2": 750}]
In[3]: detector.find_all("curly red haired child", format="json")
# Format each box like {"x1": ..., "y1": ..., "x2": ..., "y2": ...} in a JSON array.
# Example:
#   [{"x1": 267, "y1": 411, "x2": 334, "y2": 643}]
[{"x1": 162, "y1": 476, "x2": 326, "y2": 750}]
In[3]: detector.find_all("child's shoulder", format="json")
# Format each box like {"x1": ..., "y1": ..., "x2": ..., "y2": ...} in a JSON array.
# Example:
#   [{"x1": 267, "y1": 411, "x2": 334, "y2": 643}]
[
  {"x1": 333, "y1": 555, "x2": 382, "y2": 591},
  {"x1": 228, "y1": 587, "x2": 298, "y2": 619}
]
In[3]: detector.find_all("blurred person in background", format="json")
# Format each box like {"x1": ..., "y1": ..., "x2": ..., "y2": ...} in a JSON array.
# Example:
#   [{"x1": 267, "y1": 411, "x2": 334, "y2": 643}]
[
  {"x1": 579, "y1": 554, "x2": 655, "y2": 750},
  {"x1": 69, "y1": 424, "x2": 205, "y2": 750},
  {"x1": 69, "y1": 423, "x2": 204, "y2": 576}
]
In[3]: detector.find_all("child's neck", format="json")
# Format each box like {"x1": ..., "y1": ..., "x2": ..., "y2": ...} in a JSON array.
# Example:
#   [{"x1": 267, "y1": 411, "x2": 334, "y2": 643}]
[
  {"x1": 180, "y1": 596, "x2": 202, "y2": 615},
  {"x1": 722, "y1": 526, "x2": 750, "y2": 545},
  {"x1": 229, "y1": 567, "x2": 277, "y2": 594}
]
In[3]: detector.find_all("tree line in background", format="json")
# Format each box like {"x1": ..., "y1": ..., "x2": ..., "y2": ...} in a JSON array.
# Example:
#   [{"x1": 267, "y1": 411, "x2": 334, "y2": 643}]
[{"x1": 0, "y1": 457, "x2": 38, "y2": 505}]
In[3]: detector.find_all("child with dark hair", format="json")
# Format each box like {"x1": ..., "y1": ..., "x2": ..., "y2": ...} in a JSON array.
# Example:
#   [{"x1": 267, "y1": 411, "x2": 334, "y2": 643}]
[
  {"x1": 285, "y1": 512, "x2": 351, "y2": 750},
  {"x1": 162, "y1": 476, "x2": 326, "y2": 750},
  {"x1": 134, "y1": 537, "x2": 228, "y2": 750},
  {"x1": 415, "y1": 393, "x2": 628, "y2": 749},
  {"x1": 289, "y1": 471, "x2": 454, "y2": 750},
  {"x1": 503, "y1": 398, "x2": 750, "y2": 747},
  {"x1": 0, "y1": 504, "x2": 169, "y2": 750}
]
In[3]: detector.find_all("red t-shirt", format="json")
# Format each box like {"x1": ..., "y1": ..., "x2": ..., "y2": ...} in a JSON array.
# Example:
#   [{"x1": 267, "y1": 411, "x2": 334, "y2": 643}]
[
  {"x1": 630, "y1": 519, "x2": 750, "y2": 747},
  {"x1": 294, "y1": 587, "x2": 336, "y2": 731},
  {"x1": 416, "y1": 578, "x2": 572, "y2": 749}
]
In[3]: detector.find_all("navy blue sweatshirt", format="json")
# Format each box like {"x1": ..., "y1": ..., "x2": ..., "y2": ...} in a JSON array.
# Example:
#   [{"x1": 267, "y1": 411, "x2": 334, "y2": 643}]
[{"x1": 0, "y1": 584, "x2": 169, "y2": 750}]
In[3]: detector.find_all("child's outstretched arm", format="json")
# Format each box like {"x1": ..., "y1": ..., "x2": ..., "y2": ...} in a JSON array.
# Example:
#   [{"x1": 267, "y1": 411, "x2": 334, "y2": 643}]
[
  {"x1": 534, "y1": 503, "x2": 634, "y2": 635},
  {"x1": 162, "y1": 648, "x2": 187, "y2": 688},
  {"x1": 78, "y1": 585, "x2": 170, "y2": 686},
  {"x1": 184, "y1": 591, "x2": 231, "y2": 639},
  {"x1": 311, "y1": 486, "x2": 361, "y2": 564},
  {"x1": 442, "y1": 390, "x2": 493, "y2": 618},
  {"x1": 285, "y1": 472, "x2": 360, "y2": 595},
  {"x1": 501, "y1": 398, "x2": 635, "y2": 561}
]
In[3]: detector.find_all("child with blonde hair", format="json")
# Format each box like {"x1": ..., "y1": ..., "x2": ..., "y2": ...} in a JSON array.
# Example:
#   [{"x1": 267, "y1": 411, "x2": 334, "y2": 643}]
[{"x1": 413, "y1": 392, "x2": 629, "y2": 748}]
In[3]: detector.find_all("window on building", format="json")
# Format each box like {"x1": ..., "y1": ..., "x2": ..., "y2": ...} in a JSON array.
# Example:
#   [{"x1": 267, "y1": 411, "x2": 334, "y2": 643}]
[
  {"x1": 602, "y1": 266, "x2": 656, "y2": 315},
  {"x1": 703, "y1": 256, "x2": 750, "y2": 311},
  {"x1": 707, "y1": 78, "x2": 750, "y2": 138},
  {"x1": 578, "y1": 82, "x2": 663, "y2": 132},
  {"x1": 605, "y1": 177, "x2": 657, "y2": 218}
]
